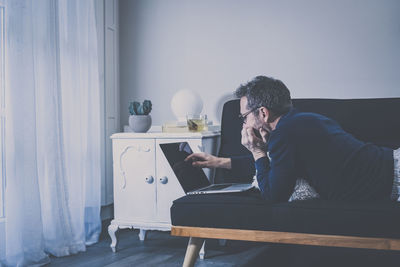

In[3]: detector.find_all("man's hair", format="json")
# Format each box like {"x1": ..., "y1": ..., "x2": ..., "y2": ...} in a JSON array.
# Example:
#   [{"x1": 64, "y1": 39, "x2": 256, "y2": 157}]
[{"x1": 235, "y1": 76, "x2": 292, "y2": 121}]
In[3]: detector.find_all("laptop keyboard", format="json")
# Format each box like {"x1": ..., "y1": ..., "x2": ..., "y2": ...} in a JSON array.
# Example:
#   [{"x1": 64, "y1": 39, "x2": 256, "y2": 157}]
[{"x1": 199, "y1": 184, "x2": 232, "y2": 191}]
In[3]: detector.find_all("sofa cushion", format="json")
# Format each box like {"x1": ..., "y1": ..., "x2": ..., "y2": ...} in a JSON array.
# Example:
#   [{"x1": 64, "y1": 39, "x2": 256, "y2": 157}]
[{"x1": 171, "y1": 190, "x2": 400, "y2": 239}]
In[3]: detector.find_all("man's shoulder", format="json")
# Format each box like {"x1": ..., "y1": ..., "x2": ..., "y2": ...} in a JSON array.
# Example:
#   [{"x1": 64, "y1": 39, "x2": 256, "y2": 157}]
[
  {"x1": 274, "y1": 110, "x2": 342, "y2": 142},
  {"x1": 279, "y1": 109, "x2": 332, "y2": 128}
]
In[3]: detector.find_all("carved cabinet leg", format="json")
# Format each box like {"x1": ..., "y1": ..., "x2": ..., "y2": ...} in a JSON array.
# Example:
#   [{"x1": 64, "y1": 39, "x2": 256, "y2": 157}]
[
  {"x1": 139, "y1": 229, "x2": 147, "y2": 241},
  {"x1": 183, "y1": 237, "x2": 204, "y2": 267},
  {"x1": 199, "y1": 240, "x2": 206, "y2": 260},
  {"x1": 108, "y1": 224, "x2": 119, "y2": 252}
]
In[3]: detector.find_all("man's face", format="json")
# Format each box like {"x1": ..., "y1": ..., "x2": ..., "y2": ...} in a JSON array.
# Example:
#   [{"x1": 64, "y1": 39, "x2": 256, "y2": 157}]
[{"x1": 239, "y1": 97, "x2": 263, "y2": 129}]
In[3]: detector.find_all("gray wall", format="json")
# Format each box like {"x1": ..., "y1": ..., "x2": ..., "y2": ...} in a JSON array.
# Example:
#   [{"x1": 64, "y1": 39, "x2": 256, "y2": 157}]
[{"x1": 119, "y1": 0, "x2": 400, "y2": 127}]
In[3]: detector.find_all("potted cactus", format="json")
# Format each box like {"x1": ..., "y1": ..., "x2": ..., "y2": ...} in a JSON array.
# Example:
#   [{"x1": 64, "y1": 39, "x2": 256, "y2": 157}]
[{"x1": 128, "y1": 100, "x2": 152, "y2": 133}]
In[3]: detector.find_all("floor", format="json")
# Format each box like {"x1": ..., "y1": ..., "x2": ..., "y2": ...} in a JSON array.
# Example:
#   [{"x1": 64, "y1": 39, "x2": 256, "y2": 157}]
[
  {"x1": 47, "y1": 226, "x2": 271, "y2": 267},
  {"x1": 47, "y1": 222, "x2": 400, "y2": 267}
]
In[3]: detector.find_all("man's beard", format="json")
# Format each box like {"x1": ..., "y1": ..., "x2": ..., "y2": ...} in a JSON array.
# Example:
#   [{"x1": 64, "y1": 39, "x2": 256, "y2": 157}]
[{"x1": 254, "y1": 116, "x2": 270, "y2": 133}]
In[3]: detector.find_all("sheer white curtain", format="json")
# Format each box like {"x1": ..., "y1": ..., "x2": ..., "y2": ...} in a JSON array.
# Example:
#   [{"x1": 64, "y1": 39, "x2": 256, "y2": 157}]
[{"x1": 1, "y1": 0, "x2": 101, "y2": 265}]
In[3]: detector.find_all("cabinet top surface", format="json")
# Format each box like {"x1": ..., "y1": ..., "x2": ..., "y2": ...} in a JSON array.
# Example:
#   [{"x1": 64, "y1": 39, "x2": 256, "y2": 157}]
[{"x1": 111, "y1": 131, "x2": 220, "y2": 139}]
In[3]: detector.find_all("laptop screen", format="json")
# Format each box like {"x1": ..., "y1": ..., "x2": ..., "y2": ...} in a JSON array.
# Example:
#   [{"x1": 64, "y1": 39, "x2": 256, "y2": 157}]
[{"x1": 159, "y1": 142, "x2": 211, "y2": 193}]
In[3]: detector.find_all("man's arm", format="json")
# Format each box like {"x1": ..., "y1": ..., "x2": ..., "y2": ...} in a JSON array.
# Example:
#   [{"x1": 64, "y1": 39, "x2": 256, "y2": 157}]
[
  {"x1": 185, "y1": 152, "x2": 231, "y2": 169},
  {"x1": 185, "y1": 152, "x2": 256, "y2": 178},
  {"x1": 241, "y1": 126, "x2": 297, "y2": 201},
  {"x1": 254, "y1": 132, "x2": 297, "y2": 202}
]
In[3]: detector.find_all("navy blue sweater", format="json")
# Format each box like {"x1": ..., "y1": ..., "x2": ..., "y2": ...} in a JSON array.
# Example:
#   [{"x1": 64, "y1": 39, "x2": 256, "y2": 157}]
[{"x1": 233, "y1": 108, "x2": 394, "y2": 202}]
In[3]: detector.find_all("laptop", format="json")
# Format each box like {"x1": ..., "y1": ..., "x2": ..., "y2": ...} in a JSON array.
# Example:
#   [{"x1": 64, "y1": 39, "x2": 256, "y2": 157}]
[{"x1": 159, "y1": 142, "x2": 254, "y2": 195}]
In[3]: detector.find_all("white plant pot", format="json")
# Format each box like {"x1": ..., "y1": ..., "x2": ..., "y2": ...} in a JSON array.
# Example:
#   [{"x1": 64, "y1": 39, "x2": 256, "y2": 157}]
[{"x1": 129, "y1": 115, "x2": 152, "y2": 133}]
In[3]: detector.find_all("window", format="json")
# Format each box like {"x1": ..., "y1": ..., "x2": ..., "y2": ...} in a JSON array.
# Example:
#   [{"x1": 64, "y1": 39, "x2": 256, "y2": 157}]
[{"x1": 0, "y1": 5, "x2": 4, "y2": 218}]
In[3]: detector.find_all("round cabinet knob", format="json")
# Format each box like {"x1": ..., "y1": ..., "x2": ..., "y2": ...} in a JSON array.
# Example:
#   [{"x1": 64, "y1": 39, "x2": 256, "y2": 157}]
[
  {"x1": 145, "y1": 176, "x2": 154, "y2": 184},
  {"x1": 159, "y1": 176, "x2": 168, "y2": 184}
]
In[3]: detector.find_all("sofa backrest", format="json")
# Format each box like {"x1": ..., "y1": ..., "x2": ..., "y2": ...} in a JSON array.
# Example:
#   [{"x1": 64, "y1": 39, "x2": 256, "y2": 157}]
[
  {"x1": 293, "y1": 98, "x2": 400, "y2": 149},
  {"x1": 214, "y1": 99, "x2": 253, "y2": 183},
  {"x1": 215, "y1": 98, "x2": 400, "y2": 183}
]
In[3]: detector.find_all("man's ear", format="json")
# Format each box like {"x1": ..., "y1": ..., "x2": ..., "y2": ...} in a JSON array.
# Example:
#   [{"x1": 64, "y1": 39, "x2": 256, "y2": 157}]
[{"x1": 259, "y1": 107, "x2": 269, "y2": 122}]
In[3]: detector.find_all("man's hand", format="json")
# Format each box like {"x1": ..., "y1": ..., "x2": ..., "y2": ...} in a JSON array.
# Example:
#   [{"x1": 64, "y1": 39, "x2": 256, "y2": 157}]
[
  {"x1": 241, "y1": 127, "x2": 269, "y2": 160},
  {"x1": 184, "y1": 152, "x2": 231, "y2": 169}
]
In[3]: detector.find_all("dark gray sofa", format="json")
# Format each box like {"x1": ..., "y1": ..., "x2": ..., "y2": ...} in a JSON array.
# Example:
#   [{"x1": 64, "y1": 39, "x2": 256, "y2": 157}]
[{"x1": 170, "y1": 98, "x2": 400, "y2": 267}]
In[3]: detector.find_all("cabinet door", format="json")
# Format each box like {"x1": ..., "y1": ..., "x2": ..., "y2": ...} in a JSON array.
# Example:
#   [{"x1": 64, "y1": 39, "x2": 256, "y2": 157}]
[
  {"x1": 112, "y1": 139, "x2": 156, "y2": 222},
  {"x1": 155, "y1": 139, "x2": 203, "y2": 223}
]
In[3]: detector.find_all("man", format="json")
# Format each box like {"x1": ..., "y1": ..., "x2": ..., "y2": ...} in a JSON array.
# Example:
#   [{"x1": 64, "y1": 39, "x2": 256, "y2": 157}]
[{"x1": 186, "y1": 76, "x2": 400, "y2": 202}]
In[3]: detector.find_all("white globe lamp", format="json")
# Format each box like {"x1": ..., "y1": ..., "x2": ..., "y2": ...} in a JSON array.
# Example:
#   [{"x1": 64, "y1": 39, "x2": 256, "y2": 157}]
[{"x1": 171, "y1": 90, "x2": 203, "y2": 122}]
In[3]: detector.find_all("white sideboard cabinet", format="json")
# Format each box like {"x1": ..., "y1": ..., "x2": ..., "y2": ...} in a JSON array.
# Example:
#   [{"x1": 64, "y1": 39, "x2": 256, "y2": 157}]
[{"x1": 108, "y1": 131, "x2": 220, "y2": 252}]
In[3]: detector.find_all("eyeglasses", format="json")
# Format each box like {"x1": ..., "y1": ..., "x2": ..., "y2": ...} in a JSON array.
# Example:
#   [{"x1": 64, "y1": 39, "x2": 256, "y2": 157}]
[{"x1": 238, "y1": 107, "x2": 260, "y2": 123}]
